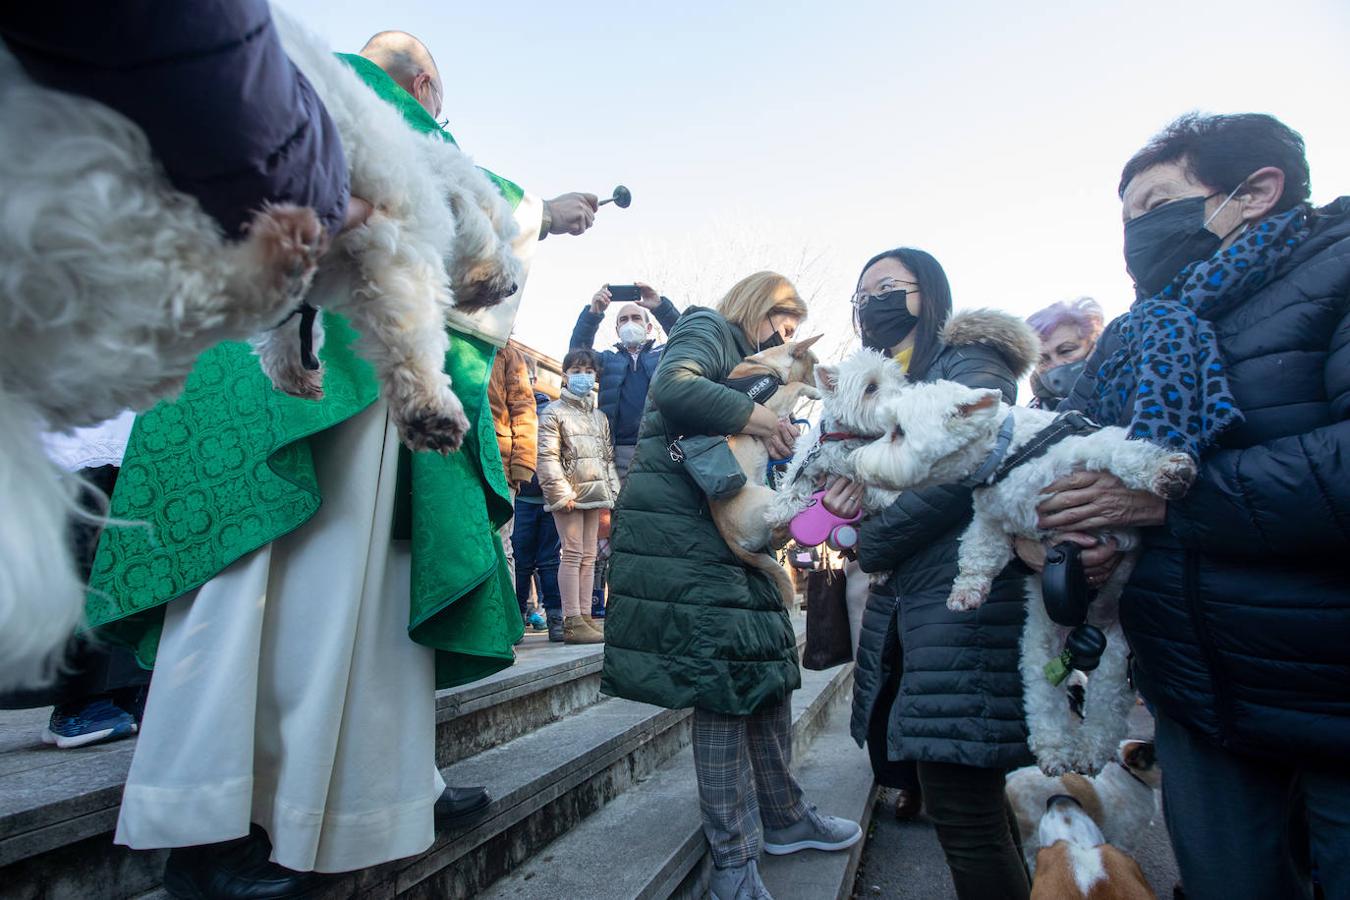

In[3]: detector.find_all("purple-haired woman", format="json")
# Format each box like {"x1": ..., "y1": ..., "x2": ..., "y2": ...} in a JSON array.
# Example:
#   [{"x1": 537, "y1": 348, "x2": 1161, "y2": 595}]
[{"x1": 1025, "y1": 297, "x2": 1105, "y2": 410}]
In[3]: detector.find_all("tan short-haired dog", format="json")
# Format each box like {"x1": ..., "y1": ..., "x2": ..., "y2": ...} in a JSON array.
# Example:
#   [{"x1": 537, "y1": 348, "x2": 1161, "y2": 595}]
[{"x1": 710, "y1": 335, "x2": 822, "y2": 607}]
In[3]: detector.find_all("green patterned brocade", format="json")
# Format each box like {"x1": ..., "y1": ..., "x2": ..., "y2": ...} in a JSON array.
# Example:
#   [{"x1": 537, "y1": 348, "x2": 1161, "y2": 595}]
[{"x1": 85, "y1": 56, "x2": 525, "y2": 689}]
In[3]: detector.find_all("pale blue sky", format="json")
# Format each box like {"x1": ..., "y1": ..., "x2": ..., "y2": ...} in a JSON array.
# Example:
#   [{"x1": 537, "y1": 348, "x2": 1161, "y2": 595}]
[{"x1": 281, "y1": 0, "x2": 1350, "y2": 359}]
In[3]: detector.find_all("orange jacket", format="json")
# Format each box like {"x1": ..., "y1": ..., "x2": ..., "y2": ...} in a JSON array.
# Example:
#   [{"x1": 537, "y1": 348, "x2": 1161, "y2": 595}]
[{"x1": 488, "y1": 342, "x2": 538, "y2": 487}]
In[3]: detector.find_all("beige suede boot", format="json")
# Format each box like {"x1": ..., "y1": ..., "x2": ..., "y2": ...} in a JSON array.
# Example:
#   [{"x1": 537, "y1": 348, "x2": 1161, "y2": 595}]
[{"x1": 563, "y1": 615, "x2": 604, "y2": 644}]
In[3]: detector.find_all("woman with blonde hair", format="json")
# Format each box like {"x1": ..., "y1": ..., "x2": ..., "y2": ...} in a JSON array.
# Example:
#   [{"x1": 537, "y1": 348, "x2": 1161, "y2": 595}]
[{"x1": 601, "y1": 272, "x2": 861, "y2": 900}]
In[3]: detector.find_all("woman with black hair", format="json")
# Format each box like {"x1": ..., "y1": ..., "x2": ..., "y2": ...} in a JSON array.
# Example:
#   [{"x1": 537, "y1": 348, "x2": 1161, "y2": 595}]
[{"x1": 834, "y1": 248, "x2": 1040, "y2": 899}]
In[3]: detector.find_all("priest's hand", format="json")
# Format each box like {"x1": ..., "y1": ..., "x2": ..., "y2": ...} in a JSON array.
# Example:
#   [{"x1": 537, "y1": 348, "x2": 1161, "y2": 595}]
[
  {"x1": 544, "y1": 192, "x2": 599, "y2": 237},
  {"x1": 341, "y1": 195, "x2": 373, "y2": 233}
]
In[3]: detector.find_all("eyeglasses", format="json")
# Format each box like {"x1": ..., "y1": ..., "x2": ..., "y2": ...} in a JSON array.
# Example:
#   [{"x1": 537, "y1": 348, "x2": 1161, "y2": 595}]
[{"x1": 851, "y1": 281, "x2": 919, "y2": 309}]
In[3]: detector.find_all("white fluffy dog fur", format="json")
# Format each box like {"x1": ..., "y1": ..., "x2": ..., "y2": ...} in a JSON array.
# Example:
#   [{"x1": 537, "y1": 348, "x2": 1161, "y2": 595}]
[
  {"x1": 765, "y1": 349, "x2": 903, "y2": 533},
  {"x1": 255, "y1": 11, "x2": 522, "y2": 450},
  {"x1": 1007, "y1": 739, "x2": 1161, "y2": 875},
  {"x1": 852, "y1": 378, "x2": 1195, "y2": 774},
  {"x1": 0, "y1": 12, "x2": 520, "y2": 687}
]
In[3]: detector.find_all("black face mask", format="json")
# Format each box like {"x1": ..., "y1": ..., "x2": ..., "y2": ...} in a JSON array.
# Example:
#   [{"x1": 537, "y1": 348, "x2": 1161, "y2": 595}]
[
  {"x1": 758, "y1": 330, "x2": 784, "y2": 351},
  {"x1": 1032, "y1": 358, "x2": 1087, "y2": 403},
  {"x1": 858, "y1": 290, "x2": 920, "y2": 352},
  {"x1": 1123, "y1": 181, "x2": 1252, "y2": 298}
]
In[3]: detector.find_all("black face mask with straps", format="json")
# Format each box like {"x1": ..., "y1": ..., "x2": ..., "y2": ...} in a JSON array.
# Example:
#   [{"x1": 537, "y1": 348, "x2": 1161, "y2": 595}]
[
  {"x1": 858, "y1": 290, "x2": 919, "y2": 352},
  {"x1": 1123, "y1": 181, "x2": 1247, "y2": 298}
]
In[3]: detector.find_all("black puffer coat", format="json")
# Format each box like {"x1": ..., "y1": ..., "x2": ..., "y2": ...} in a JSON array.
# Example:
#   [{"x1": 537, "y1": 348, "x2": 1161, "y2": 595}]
[
  {"x1": 1060, "y1": 199, "x2": 1350, "y2": 766},
  {"x1": 851, "y1": 311, "x2": 1039, "y2": 770}
]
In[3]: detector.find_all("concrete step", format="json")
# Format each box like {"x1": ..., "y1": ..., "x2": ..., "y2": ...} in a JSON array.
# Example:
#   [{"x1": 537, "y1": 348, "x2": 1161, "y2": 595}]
[
  {"x1": 476, "y1": 660, "x2": 859, "y2": 900},
  {"x1": 759, "y1": 693, "x2": 877, "y2": 900},
  {"x1": 0, "y1": 635, "x2": 607, "y2": 898}
]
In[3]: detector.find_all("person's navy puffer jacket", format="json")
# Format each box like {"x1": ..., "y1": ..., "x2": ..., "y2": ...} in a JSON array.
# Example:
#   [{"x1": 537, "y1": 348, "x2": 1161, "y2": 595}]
[
  {"x1": 1060, "y1": 198, "x2": 1350, "y2": 766},
  {"x1": 851, "y1": 310, "x2": 1039, "y2": 771},
  {"x1": 0, "y1": 0, "x2": 348, "y2": 238},
  {"x1": 570, "y1": 298, "x2": 681, "y2": 446}
]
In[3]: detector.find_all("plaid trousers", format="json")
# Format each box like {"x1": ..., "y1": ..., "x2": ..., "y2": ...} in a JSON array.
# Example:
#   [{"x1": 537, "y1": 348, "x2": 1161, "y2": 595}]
[{"x1": 692, "y1": 697, "x2": 809, "y2": 868}]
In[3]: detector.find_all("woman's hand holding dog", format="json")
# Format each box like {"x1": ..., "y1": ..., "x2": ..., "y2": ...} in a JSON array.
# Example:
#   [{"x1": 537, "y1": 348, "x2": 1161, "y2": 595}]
[
  {"x1": 743, "y1": 407, "x2": 799, "y2": 459},
  {"x1": 1037, "y1": 471, "x2": 1167, "y2": 532},
  {"x1": 1013, "y1": 533, "x2": 1124, "y2": 586},
  {"x1": 820, "y1": 476, "x2": 865, "y2": 519},
  {"x1": 1014, "y1": 470, "x2": 1165, "y2": 586}
]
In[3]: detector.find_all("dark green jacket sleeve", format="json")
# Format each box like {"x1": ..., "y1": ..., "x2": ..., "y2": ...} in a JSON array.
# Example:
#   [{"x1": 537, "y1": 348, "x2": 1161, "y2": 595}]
[
  {"x1": 857, "y1": 344, "x2": 1019, "y2": 573},
  {"x1": 649, "y1": 310, "x2": 754, "y2": 437}
]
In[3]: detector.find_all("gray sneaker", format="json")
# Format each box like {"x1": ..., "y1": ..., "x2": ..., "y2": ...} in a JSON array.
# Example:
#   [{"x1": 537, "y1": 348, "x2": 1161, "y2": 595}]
[
  {"x1": 762, "y1": 806, "x2": 862, "y2": 855},
  {"x1": 709, "y1": 859, "x2": 774, "y2": 900}
]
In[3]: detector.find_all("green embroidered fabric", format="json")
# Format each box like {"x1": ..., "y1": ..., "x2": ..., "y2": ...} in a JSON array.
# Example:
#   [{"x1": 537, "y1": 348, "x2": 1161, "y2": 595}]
[{"x1": 85, "y1": 55, "x2": 524, "y2": 689}]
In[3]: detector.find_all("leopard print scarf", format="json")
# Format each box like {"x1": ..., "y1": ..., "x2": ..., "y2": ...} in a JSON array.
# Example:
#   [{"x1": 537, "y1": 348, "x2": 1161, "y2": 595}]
[{"x1": 1086, "y1": 205, "x2": 1312, "y2": 458}]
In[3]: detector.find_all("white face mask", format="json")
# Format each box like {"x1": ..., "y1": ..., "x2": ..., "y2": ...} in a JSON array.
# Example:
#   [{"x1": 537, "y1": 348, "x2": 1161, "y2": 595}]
[{"x1": 618, "y1": 322, "x2": 647, "y2": 347}]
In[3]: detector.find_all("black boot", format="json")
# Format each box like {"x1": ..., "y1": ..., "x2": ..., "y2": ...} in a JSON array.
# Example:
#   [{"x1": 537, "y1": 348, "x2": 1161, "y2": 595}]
[
  {"x1": 434, "y1": 785, "x2": 491, "y2": 830},
  {"x1": 546, "y1": 610, "x2": 565, "y2": 643},
  {"x1": 163, "y1": 825, "x2": 328, "y2": 899}
]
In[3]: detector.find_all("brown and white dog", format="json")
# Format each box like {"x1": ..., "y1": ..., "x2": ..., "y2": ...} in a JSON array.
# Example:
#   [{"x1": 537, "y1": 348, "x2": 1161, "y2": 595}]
[
  {"x1": 1031, "y1": 794, "x2": 1156, "y2": 900},
  {"x1": 1008, "y1": 739, "x2": 1162, "y2": 875},
  {"x1": 709, "y1": 335, "x2": 822, "y2": 607}
]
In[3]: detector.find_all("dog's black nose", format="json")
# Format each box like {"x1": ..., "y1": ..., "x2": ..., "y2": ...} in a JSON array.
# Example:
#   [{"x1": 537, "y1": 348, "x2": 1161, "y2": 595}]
[{"x1": 1045, "y1": 793, "x2": 1082, "y2": 811}]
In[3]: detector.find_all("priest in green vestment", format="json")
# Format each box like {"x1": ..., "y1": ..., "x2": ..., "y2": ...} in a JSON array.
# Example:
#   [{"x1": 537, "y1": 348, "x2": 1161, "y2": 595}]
[{"x1": 91, "y1": 29, "x2": 602, "y2": 888}]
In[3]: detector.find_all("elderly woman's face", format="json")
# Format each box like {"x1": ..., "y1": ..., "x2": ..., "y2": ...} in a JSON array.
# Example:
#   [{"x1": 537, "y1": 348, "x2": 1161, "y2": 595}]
[
  {"x1": 1120, "y1": 160, "x2": 1245, "y2": 238},
  {"x1": 1037, "y1": 323, "x2": 1092, "y2": 374}
]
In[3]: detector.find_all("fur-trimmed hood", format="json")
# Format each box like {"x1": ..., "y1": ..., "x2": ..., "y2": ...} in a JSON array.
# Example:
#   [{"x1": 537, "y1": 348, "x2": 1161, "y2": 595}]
[{"x1": 940, "y1": 309, "x2": 1040, "y2": 380}]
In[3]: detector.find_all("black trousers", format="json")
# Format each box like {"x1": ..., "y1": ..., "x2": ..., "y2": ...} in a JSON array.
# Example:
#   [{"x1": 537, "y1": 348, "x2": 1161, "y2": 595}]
[{"x1": 916, "y1": 761, "x2": 1030, "y2": 900}]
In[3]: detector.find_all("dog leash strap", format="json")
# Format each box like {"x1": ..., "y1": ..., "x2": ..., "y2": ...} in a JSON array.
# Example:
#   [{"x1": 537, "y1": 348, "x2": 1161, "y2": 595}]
[
  {"x1": 987, "y1": 410, "x2": 1100, "y2": 486},
  {"x1": 962, "y1": 411, "x2": 1018, "y2": 487},
  {"x1": 297, "y1": 303, "x2": 320, "y2": 371}
]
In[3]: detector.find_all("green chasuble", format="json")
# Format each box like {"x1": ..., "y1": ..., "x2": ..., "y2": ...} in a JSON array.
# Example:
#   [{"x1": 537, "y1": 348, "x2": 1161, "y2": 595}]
[{"x1": 86, "y1": 56, "x2": 526, "y2": 689}]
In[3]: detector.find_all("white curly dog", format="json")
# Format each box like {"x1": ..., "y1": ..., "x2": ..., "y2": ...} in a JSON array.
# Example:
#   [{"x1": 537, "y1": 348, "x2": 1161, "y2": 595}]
[
  {"x1": 852, "y1": 378, "x2": 1195, "y2": 775},
  {"x1": 765, "y1": 349, "x2": 903, "y2": 534},
  {"x1": 0, "y1": 11, "x2": 521, "y2": 687}
]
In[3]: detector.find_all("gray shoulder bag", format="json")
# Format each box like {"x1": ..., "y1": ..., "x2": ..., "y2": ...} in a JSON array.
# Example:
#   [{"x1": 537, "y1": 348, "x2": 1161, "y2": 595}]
[{"x1": 667, "y1": 433, "x2": 746, "y2": 500}]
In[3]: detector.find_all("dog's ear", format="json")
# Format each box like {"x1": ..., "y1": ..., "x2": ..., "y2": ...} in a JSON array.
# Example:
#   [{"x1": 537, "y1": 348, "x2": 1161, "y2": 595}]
[
  {"x1": 952, "y1": 388, "x2": 1001, "y2": 420},
  {"x1": 791, "y1": 334, "x2": 823, "y2": 358},
  {"x1": 815, "y1": 364, "x2": 838, "y2": 395},
  {"x1": 1122, "y1": 740, "x2": 1156, "y2": 770}
]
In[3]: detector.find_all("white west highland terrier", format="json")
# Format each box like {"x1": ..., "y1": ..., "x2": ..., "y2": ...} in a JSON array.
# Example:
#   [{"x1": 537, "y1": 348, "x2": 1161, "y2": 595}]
[
  {"x1": 852, "y1": 378, "x2": 1195, "y2": 774},
  {"x1": 0, "y1": 11, "x2": 520, "y2": 687},
  {"x1": 765, "y1": 349, "x2": 903, "y2": 534}
]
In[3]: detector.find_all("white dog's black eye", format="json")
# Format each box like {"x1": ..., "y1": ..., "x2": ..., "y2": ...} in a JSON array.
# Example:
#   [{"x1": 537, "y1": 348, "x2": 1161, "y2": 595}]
[
  {"x1": 891, "y1": 425, "x2": 904, "y2": 440},
  {"x1": 864, "y1": 383, "x2": 878, "y2": 395}
]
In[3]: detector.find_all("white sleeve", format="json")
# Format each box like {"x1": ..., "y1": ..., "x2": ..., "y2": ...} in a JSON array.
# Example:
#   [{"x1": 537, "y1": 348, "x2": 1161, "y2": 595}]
[{"x1": 444, "y1": 192, "x2": 545, "y2": 348}]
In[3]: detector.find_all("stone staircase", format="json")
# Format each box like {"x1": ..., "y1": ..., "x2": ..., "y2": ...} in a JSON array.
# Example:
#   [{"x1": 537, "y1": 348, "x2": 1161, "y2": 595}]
[{"x1": 0, "y1": 619, "x2": 874, "y2": 900}]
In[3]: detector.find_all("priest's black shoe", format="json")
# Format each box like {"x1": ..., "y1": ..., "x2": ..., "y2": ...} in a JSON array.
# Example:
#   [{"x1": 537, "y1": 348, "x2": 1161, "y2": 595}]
[
  {"x1": 434, "y1": 785, "x2": 491, "y2": 830},
  {"x1": 163, "y1": 826, "x2": 330, "y2": 899}
]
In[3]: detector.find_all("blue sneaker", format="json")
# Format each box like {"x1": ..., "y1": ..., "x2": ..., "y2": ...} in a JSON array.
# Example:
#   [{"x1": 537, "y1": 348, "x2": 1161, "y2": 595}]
[
  {"x1": 42, "y1": 699, "x2": 138, "y2": 749},
  {"x1": 527, "y1": 611, "x2": 547, "y2": 631}
]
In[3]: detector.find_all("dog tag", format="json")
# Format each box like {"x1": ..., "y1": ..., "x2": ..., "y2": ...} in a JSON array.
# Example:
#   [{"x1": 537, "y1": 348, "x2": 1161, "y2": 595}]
[{"x1": 1044, "y1": 650, "x2": 1072, "y2": 686}]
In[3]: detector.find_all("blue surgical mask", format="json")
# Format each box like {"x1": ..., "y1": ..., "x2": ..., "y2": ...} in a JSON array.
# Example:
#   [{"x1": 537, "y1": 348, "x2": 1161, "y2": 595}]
[{"x1": 565, "y1": 373, "x2": 595, "y2": 397}]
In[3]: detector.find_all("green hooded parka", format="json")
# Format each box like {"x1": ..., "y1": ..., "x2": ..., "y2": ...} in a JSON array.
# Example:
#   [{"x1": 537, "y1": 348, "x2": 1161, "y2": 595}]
[{"x1": 600, "y1": 307, "x2": 801, "y2": 715}]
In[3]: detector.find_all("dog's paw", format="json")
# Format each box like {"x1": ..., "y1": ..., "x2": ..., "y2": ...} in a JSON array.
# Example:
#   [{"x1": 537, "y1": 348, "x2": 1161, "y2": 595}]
[
  {"x1": 947, "y1": 583, "x2": 989, "y2": 612},
  {"x1": 268, "y1": 362, "x2": 325, "y2": 401},
  {"x1": 394, "y1": 392, "x2": 470, "y2": 455},
  {"x1": 247, "y1": 203, "x2": 328, "y2": 295},
  {"x1": 1151, "y1": 453, "x2": 1197, "y2": 499},
  {"x1": 1037, "y1": 758, "x2": 1072, "y2": 778},
  {"x1": 451, "y1": 254, "x2": 520, "y2": 312}
]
